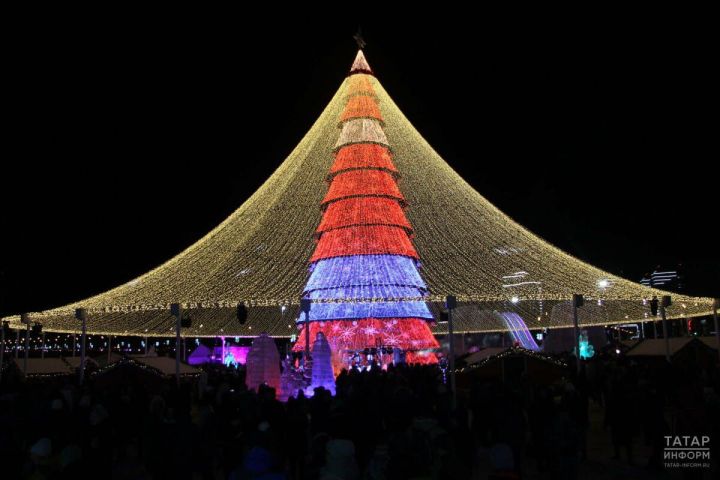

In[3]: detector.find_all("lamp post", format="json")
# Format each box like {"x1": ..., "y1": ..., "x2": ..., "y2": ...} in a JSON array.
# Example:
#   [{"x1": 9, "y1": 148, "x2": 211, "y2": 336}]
[
  {"x1": 660, "y1": 296, "x2": 672, "y2": 362},
  {"x1": 300, "y1": 299, "x2": 312, "y2": 369},
  {"x1": 0, "y1": 321, "x2": 6, "y2": 383},
  {"x1": 713, "y1": 298, "x2": 719, "y2": 362},
  {"x1": 22, "y1": 313, "x2": 30, "y2": 376},
  {"x1": 446, "y1": 295, "x2": 457, "y2": 410},
  {"x1": 75, "y1": 308, "x2": 87, "y2": 385},
  {"x1": 572, "y1": 294, "x2": 584, "y2": 374},
  {"x1": 171, "y1": 303, "x2": 182, "y2": 386}
]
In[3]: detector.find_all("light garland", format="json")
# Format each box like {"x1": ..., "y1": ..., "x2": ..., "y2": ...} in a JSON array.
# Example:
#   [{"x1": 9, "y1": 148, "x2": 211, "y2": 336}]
[
  {"x1": 306, "y1": 255, "x2": 426, "y2": 291},
  {"x1": 335, "y1": 118, "x2": 389, "y2": 149},
  {"x1": 329, "y1": 144, "x2": 397, "y2": 177},
  {"x1": 311, "y1": 225, "x2": 419, "y2": 261},
  {"x1": 339, "y1": 94, "x2": 384, "y2": 124},
  {"x1": 293, "y1": 318, "x2": 440, "y2": 352},
  {"x1": 321, "y1": 169, "x2": 404, "y2": 205},
  {"x1": 1, "y1": 49, "x2": 714, "y2": 337},
  {"x1": 458, "y1": 346, "x2": 568, "y2": 373},
  {"x1": 317, "y1": 197, "x2": 411, "y2": 234},
  {"x1": 298, "y1": 52, "x2": 438, "y2": 355}
]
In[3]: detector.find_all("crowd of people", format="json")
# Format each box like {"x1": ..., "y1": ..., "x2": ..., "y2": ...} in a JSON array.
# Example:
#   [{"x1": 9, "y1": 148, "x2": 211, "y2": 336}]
[{"x1": 0, "y1": 350, "x2": 719, "y2": 479}]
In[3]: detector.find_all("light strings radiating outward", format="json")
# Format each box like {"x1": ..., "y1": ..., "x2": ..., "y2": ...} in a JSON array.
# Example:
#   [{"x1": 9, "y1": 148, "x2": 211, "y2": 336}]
[{"x1": 1, "y1": 48, "x2": 714, "y2": 337}]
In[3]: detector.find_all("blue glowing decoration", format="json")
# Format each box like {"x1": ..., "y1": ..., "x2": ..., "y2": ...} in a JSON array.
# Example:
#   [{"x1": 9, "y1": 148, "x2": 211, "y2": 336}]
[
  {"x1": 306, "y1": 255, "x2": 426, "y2": 292},
  {"x1": 578, "y1": 331, "x2": 595, "y2": 359},
  {"x1": 308, "y1": 285, "x2": 426, "y2": 301},
  {"x1": 224, "y1": 351, "x2": 239, "y2": 368}
]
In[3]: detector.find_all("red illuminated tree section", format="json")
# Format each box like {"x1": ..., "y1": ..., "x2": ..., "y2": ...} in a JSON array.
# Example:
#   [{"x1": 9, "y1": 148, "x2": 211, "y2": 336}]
[
  {"x1": 339, "y1": 95, "x2": 384, "y2": 123},
  {"x1": 311, "y1": 225, "x2": 419, "y2": 261},
  {"x1": 346, "y1": 75, "x2": 375, "y2": 97},
  {"x1": 294, "y1": 318, "x2": 438, "y2": 352},
  {"x1": 316, "y1": 197, "x2": 412, "y2": 235},
  {"x1": 322, "y1": 170, "x2": 404, "y2": 206},
  {"x1": 329, "y1": 144, "x2": 397, "y2": 177}
]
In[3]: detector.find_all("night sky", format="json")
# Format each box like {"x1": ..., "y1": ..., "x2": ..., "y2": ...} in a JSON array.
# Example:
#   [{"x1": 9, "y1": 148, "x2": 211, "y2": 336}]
[{"x1": 2, "y1": 16, "x2": 717, "y2": 316}]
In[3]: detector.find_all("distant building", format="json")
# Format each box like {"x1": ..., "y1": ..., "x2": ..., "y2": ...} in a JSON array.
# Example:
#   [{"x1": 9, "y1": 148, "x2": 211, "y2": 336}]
[{"x1": 640, "y1": 265, "x2": 683, "y2": 291}]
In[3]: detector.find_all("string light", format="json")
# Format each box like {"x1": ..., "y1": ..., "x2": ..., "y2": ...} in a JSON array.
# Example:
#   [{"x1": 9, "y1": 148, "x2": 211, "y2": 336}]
[
  {"x1": 329, "y1": 144, "x2": 397, "y2": 177},
  {"x1": 322, "y1": 169, "x2": 404, "y2": 206},
  {"x1": 299, "y1": 52, "x2": 438, "y2": 354},
  {"x1": 0, "y1": 49, "x2": 714, "y2": 337}
]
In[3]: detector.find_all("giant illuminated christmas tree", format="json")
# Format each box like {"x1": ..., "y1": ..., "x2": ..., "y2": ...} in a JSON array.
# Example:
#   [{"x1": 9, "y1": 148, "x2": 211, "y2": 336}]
[
  {"x1": 6, "y1": 45, "x2": 713, "y2": 352},
  {"x1": 294, "y1": 51, "x2": 439, "y2": 363}
]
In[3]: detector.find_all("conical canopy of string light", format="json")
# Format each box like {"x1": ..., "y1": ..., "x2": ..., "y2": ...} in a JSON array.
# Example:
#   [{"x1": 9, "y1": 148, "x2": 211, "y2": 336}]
[{"x1": 2, "y1": 49, "x2": 714, "y2": 338}]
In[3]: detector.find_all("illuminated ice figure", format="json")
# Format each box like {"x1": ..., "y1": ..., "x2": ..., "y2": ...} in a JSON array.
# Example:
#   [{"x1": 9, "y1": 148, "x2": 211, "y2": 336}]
[
  {"x1": 578, "y1": 330, "x2": 595, "y2": 359},
  {"x1": 245, "y1": 332, "x2": 280, "y2": 394},
  {"x1": 223, "y1": 351, "x2": 238, "y2": 368},
  {"x1": 308, "y1": 332, "x2": 335, "y2": 395}
]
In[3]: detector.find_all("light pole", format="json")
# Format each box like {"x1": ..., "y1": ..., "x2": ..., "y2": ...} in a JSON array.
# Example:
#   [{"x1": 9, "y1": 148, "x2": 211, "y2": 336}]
[
  {"x1": 572, "y1": 294, "x2": 584, "y2": 374},
  {"x1": 300, "y1": 299, "x2": 312, "y2": 369},
  {"x1": 75, "y1": 308, "x2": 87, "y2": 385},
  {"x1": 0, "y1": 321, "x2": 6, "y2": 384},
  {"x1": 660, "y1": 296, "x2": 672, "y2": 362},
  {"x1": 713, "y1": 298, "x2": 719, "y2": 362},
  {"x1": 21, "y1": 313, "x2": 30, "y2": 376},
  {"x1": 171, "y1": 303, "x2": 182, "y2": 386},
  {"x1": 446, "y1": 295, "x2": 457, "y2": 409}
]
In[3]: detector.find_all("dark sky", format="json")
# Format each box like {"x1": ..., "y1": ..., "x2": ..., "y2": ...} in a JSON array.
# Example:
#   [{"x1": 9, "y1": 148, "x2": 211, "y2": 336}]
[{"x1": 1, "y1": 15, "x2": 717, "y2": 316}]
